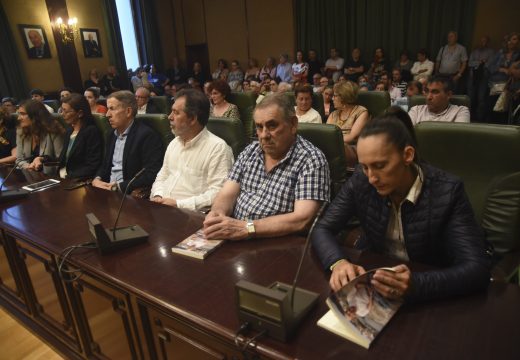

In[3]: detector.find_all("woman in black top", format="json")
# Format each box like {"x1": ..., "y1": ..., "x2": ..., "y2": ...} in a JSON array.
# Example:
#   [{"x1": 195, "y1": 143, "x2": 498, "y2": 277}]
[
  {"x1": 0, "y1": 108, "x2": 16, "y2": 164},
  {"x1": 58, "y1": 93, "x2": 102, "y2": 179}
]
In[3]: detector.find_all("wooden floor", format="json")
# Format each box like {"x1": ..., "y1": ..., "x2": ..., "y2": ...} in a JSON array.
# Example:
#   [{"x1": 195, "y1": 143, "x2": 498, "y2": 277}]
[{"x1": 0, "y1": 307, "x2": 63, "y2": 360}]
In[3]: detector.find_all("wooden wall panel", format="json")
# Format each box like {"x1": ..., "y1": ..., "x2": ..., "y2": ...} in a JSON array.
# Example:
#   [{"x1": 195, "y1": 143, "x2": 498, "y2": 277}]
[
  {"x1": 471, "y1": 0, "x2": 519, "y2": 51},
  {"x1": 181, "y1": 0, "x2": 205, "y2": 45}
]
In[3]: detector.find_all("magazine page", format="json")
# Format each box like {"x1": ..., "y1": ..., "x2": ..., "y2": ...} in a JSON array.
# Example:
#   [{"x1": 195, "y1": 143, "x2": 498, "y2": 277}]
[{"x1": 172, "y1": 229, "x2": 223, "y2": 259}]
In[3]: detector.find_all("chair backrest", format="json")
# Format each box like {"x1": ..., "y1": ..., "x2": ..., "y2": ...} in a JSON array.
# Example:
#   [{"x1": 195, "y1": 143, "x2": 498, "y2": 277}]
[
  {"x1": 135, "y1": 114, "x2": 174, "y2": 149},
  {"x1": 357, "y1": 91, "x2": 391, "y2": 118},
  {"x1": 149, "y1": 96, "x2": 171, "y2": 115},
  {"x1": 43, "y1": 99, "x2": 60, "y2": 112},
  {"x1": 409, "y1": 95, "x2": 471, "y2": 110},
  {"x1": 207, "y1": 117, "x2": 247, "y2": 159},
  {"x1": 92, "y1": 114, "x2": 112, "y2": 155},
  {"x1": 227, "y1": 91, "x2": 258, "y2": 141},
  {"x1": 297, "y1": 123, "x2": 348, "y2": 196},
  {"x1": 415, "y1": 122, "x2": 520, "y2": 224}
]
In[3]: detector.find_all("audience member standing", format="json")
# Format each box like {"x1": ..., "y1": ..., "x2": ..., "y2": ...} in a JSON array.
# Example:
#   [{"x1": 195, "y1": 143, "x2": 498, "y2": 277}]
[
  {"x1": 292, "y1": 50, "x2": 309, "y2": 84},
  {"x1": 467, "y1": 36, "x2": 495, "y2": 121},
  {"x1": 435, "y1": 31, "x2": 468, "y2": 93}
]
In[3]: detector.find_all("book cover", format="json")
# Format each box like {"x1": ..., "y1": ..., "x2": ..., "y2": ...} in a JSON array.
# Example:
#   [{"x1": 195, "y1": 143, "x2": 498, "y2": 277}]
[
  {"x1": 318, "y1": 268, "x2": 403, "y2": 349},
  {"x1": 171, "y1": 229, "x2": 223, "y2": 260}
]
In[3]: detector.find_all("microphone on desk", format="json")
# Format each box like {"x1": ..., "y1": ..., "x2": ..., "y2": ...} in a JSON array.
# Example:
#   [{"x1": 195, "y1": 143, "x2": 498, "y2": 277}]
[
  {"x1": 0, "y1": 160, "x2": 30, "y2": 203},
  {"x1": 235, "y1": 202, "x2": 328, "y2": 342},
  {"x1": 85, "y1": 168, "x2": 149, "y2": 254}
]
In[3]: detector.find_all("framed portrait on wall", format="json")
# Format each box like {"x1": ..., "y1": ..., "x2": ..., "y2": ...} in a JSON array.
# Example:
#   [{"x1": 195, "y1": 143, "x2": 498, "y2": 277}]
[
  {"x1": 80, "y1": 28, "x2": 102, "y2": 58},
  {"x1": 18, "y1": 24, "x2": 51, "y2": 59}
]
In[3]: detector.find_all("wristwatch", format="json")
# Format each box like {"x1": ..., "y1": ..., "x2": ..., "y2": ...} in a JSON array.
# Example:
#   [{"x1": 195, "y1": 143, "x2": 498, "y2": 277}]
[
  {"x1": 110, "y1": 183, "x2": 118, "y2": 192},
  {"x1": 246, "y1": 219, "x2": 256, "y2": 239}
]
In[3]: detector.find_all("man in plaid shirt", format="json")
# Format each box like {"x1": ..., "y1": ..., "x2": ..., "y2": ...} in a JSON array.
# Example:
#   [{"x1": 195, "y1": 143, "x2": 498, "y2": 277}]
[{"x1": 203, "y1": 93, "x2": 330, "y2": 241}]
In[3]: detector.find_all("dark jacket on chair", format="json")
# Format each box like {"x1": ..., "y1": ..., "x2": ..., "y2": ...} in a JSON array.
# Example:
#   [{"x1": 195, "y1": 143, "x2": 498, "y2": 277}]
[
  {"x1": 311, "y1": 163, "x2": 492, "y2": 302},
  {"x1": 96, "y1": 120, "x2": 163, "y2": 193},
  {"x1": 58, "y1": 124, "x2": 102, "y2": 179}
]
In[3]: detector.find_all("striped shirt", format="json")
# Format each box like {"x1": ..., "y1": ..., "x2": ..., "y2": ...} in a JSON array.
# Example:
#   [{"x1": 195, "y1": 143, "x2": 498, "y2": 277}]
[{"x1": 229, "y1": 135, "x2": 330, "y2": 220}]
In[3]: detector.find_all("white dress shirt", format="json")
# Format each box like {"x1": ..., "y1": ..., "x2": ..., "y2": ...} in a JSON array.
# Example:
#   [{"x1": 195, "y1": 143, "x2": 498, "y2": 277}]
[
  {"x1": 137, "y1": 103, "x2": 147, "y2": 115},
  {"x1": 411, "y1": 60, "x2": 434, "y2": 80},
  {"x1": 150, "y1": 128, "x2": 233, "y2": 210}
]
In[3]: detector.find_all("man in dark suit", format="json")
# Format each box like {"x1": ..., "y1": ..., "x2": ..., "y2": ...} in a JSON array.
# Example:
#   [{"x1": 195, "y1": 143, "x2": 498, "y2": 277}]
[
  {"x1": 135, "y1": 87, "x2": 161, "y2": 114},
  {"x1": 84, "y1": 33, "x2": 101, "y2": 57},
  {"x1": 27, "y1": 30, "x2": 50, "y2": 59},
  {"x1": 92, "y1": 90, "x2": 163, "y2": 193}
]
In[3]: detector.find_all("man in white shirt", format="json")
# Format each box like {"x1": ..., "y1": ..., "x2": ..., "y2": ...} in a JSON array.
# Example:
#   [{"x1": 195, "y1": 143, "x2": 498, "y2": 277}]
[
  {"x1": 411, "y1": 49, "x2": 434, "y2": 81},
  {"x1": 30, "y1": 89, "x2": 54, "y2": 113},
  {"x1": 324, "y1": 48, "x2": 344, "y2": 83},
  {"x1": 150, "y1": 89, "x2": 233, "y2": 210},
  {"x1": 294, "y1": 85, "x2": 322, "y2": 123},
  {"x1": 408, "y1": 76, "x2": 470, "y2": 125}
]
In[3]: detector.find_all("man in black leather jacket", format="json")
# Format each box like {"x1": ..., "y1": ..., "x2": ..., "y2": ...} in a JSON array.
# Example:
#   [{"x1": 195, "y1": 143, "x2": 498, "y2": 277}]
[{"x1": 311, "y1": 116, "x2": 491, "y2": 302}]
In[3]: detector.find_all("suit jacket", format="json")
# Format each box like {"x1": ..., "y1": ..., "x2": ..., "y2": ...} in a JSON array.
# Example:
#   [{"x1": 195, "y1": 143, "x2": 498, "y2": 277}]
[
  {"x1": 17, "y1": 131, "x2": 64, "y2": 167},
  {"x1": 58, "y1": 124, "x2": 102, "y2": 179},
  {"x1": 28, "y1": 44, "x2": 51, "y2": 59},
  {"x1": 96, "y1": 120, "x2": 164, "y2": 193}
]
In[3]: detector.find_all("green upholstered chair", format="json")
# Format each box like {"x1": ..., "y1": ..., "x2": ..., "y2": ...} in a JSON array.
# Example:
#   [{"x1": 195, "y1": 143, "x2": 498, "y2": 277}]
[
  {"x1": 135, "y1": 113, "x2": 174, "y2": 150},
  {"x1": 409, "y1": 95, "x2": 471, "y2": 110},
  {"x1": 207, "y1": 117, "x2": 247, "y2": 159},
  {"x1": 43, "y1": 99, "x2": 60, "y2": 112},
  {"x1": 92, "y1": 114, "x2": 112, "y2": 155},
  {"x1": 357, "y1": 91, "x2": 391, "y2": 118},
  {"x1": 415, "y1": 121, "x2": 520, "y2": 282},
  {"x1": 149, "y1": 96, "x2": 171, "y2": 114},
  {"x1": 297, "y1": 123, "x2": 348, "y2": 197},
  {"x1": 227, "y1": 91, "x2": 258, "y2": 141}
]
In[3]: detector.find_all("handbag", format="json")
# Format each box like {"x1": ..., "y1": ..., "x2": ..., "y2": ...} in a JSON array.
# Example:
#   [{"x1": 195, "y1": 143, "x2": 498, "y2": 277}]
[
  {"x1": 489, "y1": 82, "x2": 506, "y2": 96},
  {"x1": 493, "y1": 91, "x2": 508, "y2": 112}
]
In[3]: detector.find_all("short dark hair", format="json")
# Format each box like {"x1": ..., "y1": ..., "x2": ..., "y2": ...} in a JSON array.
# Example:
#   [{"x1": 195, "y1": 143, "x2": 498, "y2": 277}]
[
  {"x1": 107, "y1": 90, "x2": 138, "y2": 116},
  {"x1": 1, "y1": 97, "x2": 16, "y2": 105},
  {"x1": 208, "y1": 80, "x2": 231, "y2": 98},
  {"x1": 428, "y1": 76, "x2": 454, "y2": 93},
  {"x1": 384, "y1": 106, "x2": 419, "y2": 151},
  {"x1": 62, "y1": 93, "x2": 95, "y2": 127},
  {"x1": 417, "y1": 48, "x2": 429, "y2": 58},
  {"x1": 294, "y1": 84, "x2": 313, "y2": 98},
  {"x1": 176, "y1": 88, "x2": 210, "y2": 126},
  {"x1": 59, "y1": 87, "x2": 73, "y2": 94},
  {"x1": 29, "y1": 88, "x2": 44, "y2": 97},
  {"x1": 360, "y1": 114, "x2": 419, "y2": 163},
  {"x1": 407, "y1": 80, "x2": 423, "y2": 94}
]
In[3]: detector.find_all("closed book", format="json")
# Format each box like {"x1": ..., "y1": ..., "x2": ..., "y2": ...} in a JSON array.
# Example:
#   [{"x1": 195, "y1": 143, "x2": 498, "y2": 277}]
[
  {"x1": 171, "y1": 229, "x2": 223, "y2": 260},
  {"x1": 317, "y1": 267, "x2": 403, "y2": 349}
]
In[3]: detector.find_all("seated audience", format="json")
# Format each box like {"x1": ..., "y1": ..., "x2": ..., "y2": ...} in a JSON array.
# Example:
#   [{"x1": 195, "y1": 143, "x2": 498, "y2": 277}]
[
  {"x1": 368, "y1": 47, "x2": 390, "y2": 83},
  {"x1": 58, "y1": 94, "x2": 102, "y2": 179},
  {"x1": 135, "y1": 87, "x2": 161, "y2": 114},
  {"x1": 292, "y1": 50, "x2": 309, "y2": 83},
  {"x1": 227, "y1": 60, "x2": 244, "y2": 91},
  {"x1": 0, "y1": 108, "x2": 16, "y2": 164},
  {"x1": 277, "y1": 82, "x2": 293, "y2": 93},
  {"x1": 276, "y1": 54, "x2": 292, "y2": 83},
  {"x1": 311, "y1": 115, "x2": 491, "y2": 302},
  {"x1": 189, "y1": 62, "x2": 207, "y2": 88},
  {"x1": 391, "y1": 69, "x2": 408, "y2": 97},
  {"x1": 150, "y1": 89, "x2": 233, "y2": 210},
  {"x1": 101, "y1": 65, "x2": 123, "y2": 95},
  {"x1": 212, "y1": 59, "x2": 229, "y2": 81},
  {"x1": 131, "y1": 67, "x2": 150, "y2": 92},
  {"x1": 148, "y1": 64, "x2": 169, "y2": 93},
  {"x1": 208, "y1": 80, "x2": 240, "y2": 119},
  {"x1": 408, "y1": 76, "x2": 470, "y2": 125},
  {"x1": 85, "y1": 87, "x2": 107, "y2": 115},
  {"x1": 294, "y1": 85, "x2": 321, "y2": 123},
  {"x1": 92, "y1": 91, "x2": 163, "y2": 193},
  {"x1": 242, "y1": 80, "x2": 251, "y2": 92},
  {"x1": 259, "y1": 57, "x2": 276, "y2": 82},
  {"x1": 30, "y1": 89, "x2": 54, "y2": 113},
  {"x1": 165, "y1": 57, "x2": 187, "y2": 85},
  {"x1": 203, "y1": 93, "x2": 330, "y2": 240},
  {"x1": 57, "y1": 87, "x2": 73, "y2": 114},
  {"x1": 406, "y1": 80, "x2": 423, "y2": 97},
  {"x1": 324, "y1": 48, "x2": 345, "y2": 83},
  {"x1": 312, "y1": 73, "x2": 322, "y2": 92},
  {"x1": 380, "y1": 73, "x2": 402, "y2": 104},
  {"x1": 411, "y1": 49, "x2": 434, "y2": 81},
  {"x1": 306, "y1": 49, "x2": 324, "y2": 83},
  {"x1": 16, "y1": 100, "x2": 65, "y2": 169},
  {"x1": 344, "y1": 47, "x2": 365, "y2": 83},
  {"x1": 374, "y1": 81, "x2": 386, "y2": 92},
  {"x1": 245, "y1": 58, "x2": 260, "y2": 79},
  {"x1": 322, "y1": 86, "x2": 334, "y2": 121},
  {"x1": 1, "y1": 97, "x2": 17, "y2": 115},
  {"x1": 84, "y1": 68, "x2": 102, "y2": 90},
  {"x1": 315, "y1": 76, "x2": 330, "y2": 94},
  {"x1": 327, "y1": 81, "x2": 369, "y2": 166},
  {"x1": 394, "y1": 50, "x2": 413, "y2": 81}
]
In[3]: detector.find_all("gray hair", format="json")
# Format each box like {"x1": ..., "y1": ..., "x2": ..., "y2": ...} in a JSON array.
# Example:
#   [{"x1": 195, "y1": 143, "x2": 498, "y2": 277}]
[
  {"x1": 107, "y1": 90, "x2": 137, "y2": 116},
  {"x1": 255, "y1": 92, "x2": 295, "y2": 123}
]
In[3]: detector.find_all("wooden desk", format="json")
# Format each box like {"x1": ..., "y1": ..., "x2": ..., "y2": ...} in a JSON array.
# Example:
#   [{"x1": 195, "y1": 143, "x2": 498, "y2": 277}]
[{"x1": 0, "y1": 168, "x2": 519, "y2": 359}]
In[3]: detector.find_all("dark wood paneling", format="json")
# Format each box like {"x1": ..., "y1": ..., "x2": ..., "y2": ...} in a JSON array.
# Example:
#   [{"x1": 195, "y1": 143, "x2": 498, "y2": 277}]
[{"x1": 45, "y1": 0, "x2": 83, "y2": 91}]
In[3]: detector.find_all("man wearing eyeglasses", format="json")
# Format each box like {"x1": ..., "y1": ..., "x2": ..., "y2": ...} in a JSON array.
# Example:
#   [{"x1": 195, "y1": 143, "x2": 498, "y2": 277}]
[
  {"x1": 135, "y1": 87, "x2": 161, "y2": 114},
  {"x1": 203, "y1": 93, "x2": 330, "y2": 241}
]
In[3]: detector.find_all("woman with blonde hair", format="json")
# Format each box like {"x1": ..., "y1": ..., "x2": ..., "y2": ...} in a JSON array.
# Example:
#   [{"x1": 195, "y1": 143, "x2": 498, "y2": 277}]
[{"x1": 326, "y1": 81, "x2": 369, "y2": 166}]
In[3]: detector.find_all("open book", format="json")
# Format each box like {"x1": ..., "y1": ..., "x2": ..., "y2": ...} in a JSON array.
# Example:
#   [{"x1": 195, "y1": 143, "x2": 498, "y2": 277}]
[
  {"x1": 171, "y1": 229, "x2": 224, "y2": 260},
  {"x1": 317, "y1": 267, "x2": 403, "y2": 349}
]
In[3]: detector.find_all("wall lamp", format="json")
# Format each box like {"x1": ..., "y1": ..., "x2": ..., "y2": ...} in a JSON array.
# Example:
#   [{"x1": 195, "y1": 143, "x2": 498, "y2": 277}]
[{"x1": 54, "y1": 17, "x2": 78, "y2": 44}]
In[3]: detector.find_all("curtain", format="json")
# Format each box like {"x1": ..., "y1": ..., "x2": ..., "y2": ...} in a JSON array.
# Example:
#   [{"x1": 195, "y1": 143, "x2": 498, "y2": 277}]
[
  {"x1": 103, "y1": 0, "x2": 130, "y2": 89},
  {"x1": 296, "y1": 0, "x2": 476, "y2": 64},
  {"x1": 133, "y1": 0, "x2": 163, "y2": 71},
  {"x1": 0, "y1": 4, "x2": 29, "y2": 100}
]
